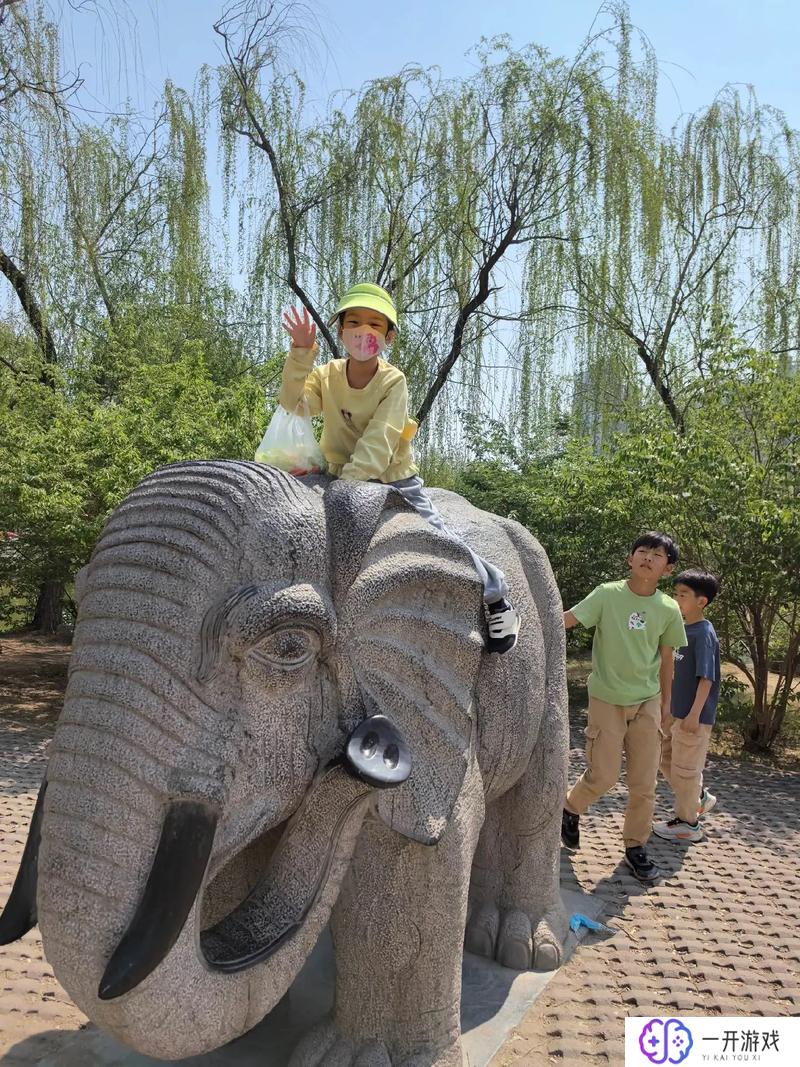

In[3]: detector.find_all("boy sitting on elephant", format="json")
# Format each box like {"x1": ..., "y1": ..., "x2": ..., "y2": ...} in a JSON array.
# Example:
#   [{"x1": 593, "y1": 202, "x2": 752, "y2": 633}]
[{"x1": 276, "y1": 282, "x2": 521, "y2": 654}]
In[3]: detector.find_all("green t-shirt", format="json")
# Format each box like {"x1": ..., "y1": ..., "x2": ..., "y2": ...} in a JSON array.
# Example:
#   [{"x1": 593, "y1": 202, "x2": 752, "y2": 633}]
[{"x1": 571, "y1": 580, "x2": 687, "y2": 706}]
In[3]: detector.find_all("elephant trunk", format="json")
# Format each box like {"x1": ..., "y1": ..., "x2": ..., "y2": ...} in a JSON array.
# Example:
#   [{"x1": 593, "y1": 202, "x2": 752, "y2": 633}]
[
  {"x1": 27, "y1": 657, "x2": 400, "y2": 1057},
  {"x1": 34, "y1": 738, "x2": 374, "y2": 1059}
]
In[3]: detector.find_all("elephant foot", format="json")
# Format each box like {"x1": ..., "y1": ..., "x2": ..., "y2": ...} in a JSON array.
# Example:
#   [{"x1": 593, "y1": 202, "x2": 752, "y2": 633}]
[
  {"x1": 289, "y1": 1021, "x2": 463, "y2": 1066},
  {"x1": 464, "y1": 901, "x2": 567, "y2": 971}
]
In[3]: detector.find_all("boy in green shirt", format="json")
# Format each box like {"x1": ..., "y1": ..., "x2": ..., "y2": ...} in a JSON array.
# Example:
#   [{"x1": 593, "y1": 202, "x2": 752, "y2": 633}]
[{"x1": 561, "y1": 532, "x2": 687, "y2": 883}]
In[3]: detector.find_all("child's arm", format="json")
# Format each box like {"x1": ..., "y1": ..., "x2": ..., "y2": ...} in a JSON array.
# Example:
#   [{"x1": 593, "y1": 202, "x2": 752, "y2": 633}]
[
  {"x1": 564, "y1": 586, "x2": 603, "y2": 631},
  {"x1": 339, "y1": 379, "x2": 408, "y2": 482},
  {"x1": 660, "y1": 606, "x2": 688, "y2": 727},
  {"x1": 679, "y1": 677, "x2": 713, "y2": 733},
  {"x1": 278, "y1": 306, "x2": 323, "y2": 416},
  {"x1": 659, "y1": 646, "x2": 675, "y2": 728},
  {"x1": 679, "y1": 630, "x2": 718, "y2": 733},
  {"x1": 278, "y1": 346, "x2": 323, "y2": 416}
]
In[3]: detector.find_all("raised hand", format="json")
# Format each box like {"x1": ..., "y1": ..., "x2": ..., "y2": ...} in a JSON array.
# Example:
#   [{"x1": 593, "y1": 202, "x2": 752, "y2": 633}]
[{"x1": 282, "y1": 306, "x2": 317, "y2": 349}]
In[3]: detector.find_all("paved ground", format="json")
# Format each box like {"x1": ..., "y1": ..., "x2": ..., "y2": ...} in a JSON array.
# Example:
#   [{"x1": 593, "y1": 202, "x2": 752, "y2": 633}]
[
  {"x1": 0, "y1": 714, "x2": 88, "y2": 1063},
  {"x1": 2, "y1": 675, "x2": 799, "y2": 1065},
  {"x1": 489, "y1": 711, "x2": 800, "y2": 1066}
]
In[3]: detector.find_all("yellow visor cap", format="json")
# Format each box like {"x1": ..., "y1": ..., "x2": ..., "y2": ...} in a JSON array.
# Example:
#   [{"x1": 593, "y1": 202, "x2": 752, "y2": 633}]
[{"x1": 328, "y1": 283, "x2": 399, "y2": 332}]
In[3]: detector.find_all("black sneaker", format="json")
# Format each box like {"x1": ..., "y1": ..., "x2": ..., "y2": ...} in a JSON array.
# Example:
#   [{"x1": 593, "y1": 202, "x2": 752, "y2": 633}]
[
  {"x1": 485, "y1": 598, "x2": 521, "y2": 654},
  {"x1": 623, "y1": 846, "x2": 661, "y2": 884},
  {"x1": 561, "y1": 808, "x2": 580, "y2": 850}
]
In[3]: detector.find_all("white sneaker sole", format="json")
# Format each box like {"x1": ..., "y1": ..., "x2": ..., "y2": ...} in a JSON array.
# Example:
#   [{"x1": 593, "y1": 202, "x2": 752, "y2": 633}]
[{"x1": 653, "y1": 824, "x2": 703, "y2": 843}]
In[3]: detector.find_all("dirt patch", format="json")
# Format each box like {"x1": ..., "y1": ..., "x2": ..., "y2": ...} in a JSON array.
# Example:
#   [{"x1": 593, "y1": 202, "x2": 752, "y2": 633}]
[{"x1": 0, "y1": 631, "x2": 70, "y2": 729}]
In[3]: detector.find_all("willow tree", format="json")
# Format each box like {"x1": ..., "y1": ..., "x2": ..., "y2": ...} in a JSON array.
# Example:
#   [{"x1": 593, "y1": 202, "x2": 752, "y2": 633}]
[
  {"x1": 0, "y1": 0, "x2": 76, "y2": 372},
  {"x1": 0, "y1": 1, "x2": 218, "y2": 629},
  {"x1": 214, "y1": 1, "x2": 634, "y2": 453},
  {"x1": 561, "y1": 66, "x2": 800, "y2": 431}
]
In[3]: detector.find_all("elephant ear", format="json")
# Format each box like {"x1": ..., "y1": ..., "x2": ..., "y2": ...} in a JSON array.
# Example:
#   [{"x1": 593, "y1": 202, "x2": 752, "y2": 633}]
[{"x1": 339, "y1": 505, "x2": 485, "y2": 845}]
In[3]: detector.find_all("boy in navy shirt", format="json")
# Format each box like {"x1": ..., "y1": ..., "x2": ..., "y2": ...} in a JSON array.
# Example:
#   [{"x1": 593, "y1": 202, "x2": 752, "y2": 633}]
[{"x1": 654, "y1": 569, "x2": 721, "y2": 843}]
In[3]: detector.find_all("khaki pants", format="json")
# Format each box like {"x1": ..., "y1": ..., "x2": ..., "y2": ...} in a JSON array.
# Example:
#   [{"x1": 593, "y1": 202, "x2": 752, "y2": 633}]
[
  {"x1": 565, "y1": 695, "x2": 662, "y2": 847},
  {"x1": 660, "y1": 719, "x2": 713, "y2": 824}
]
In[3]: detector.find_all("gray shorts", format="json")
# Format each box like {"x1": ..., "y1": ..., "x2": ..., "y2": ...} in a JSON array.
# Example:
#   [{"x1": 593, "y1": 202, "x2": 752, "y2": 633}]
[{"x1": 389, "y1": 476, "x2": 508, "y2": 604}]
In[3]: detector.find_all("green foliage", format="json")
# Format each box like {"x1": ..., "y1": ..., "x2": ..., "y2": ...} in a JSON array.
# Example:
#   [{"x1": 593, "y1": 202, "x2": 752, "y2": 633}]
[
  {"x1": 714, "y1": 675, "x2": 751, "y2": 743},
  {"x1": 0, "y1": 306, "x2": 269, "y2": 629},
  {"x1": 215, "y1": 10, "x2": 631, "y2": 440},
  {"x1": 454, "y1": 339, "x2": 800, "y2": 750},
  {"x1": 455, "y1": 431, "x2": 669, "y2": 612}
]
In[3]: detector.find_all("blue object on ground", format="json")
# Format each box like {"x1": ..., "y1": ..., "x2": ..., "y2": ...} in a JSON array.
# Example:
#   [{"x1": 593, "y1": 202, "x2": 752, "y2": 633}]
[{"x1": 569, "y1": 912, "x2": 615, "y2": 935}]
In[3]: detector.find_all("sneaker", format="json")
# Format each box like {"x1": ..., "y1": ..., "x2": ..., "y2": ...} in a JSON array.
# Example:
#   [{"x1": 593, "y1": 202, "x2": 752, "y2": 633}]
[
  {"x1": 653, "y1": 817, "x2": 703, "y2": 843},
  {"x1": 698, "y1": 788, "x2": 717, "y2": 816},
  {"x1": 485, "y1": 599, "x2": 521, "y2": 654},
  {"x1": 623, "y1": 846, "x2": 661, "y2": 883},
  {"x1": 561, "y1": 808, "x2": 580, "y2": 850}
]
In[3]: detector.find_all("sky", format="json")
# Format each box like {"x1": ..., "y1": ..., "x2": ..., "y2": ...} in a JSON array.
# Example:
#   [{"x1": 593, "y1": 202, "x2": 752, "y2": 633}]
[{"x1": 60, "y1": 0, "x2": 800, "y2": 130}]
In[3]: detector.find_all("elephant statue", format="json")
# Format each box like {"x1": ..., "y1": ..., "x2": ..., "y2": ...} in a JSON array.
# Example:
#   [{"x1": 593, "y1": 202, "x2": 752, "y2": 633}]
[{"x1": 0, "y1": 460, "x2": 569, "y2": 1066}]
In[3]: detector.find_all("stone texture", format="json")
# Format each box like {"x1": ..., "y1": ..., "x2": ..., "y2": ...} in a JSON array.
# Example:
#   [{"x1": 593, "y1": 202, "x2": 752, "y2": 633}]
[
  {"x1": 2, "y1": 462, "x2": 570, "y2": 1066},
  {"x1": 1, "y1": 887, "x2": 604, "y2": 1067}
]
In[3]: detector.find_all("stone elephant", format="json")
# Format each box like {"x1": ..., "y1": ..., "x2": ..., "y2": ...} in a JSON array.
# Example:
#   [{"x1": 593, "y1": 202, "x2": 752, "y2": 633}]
[{"x1": 0, "y1": 460, "x2": 569, "y2": 1066}]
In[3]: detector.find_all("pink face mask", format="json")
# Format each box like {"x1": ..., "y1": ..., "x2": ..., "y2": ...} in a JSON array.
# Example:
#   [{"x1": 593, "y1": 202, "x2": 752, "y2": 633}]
[{"x1": 341, "y1": 327, "x2": 387, "y2": 361}]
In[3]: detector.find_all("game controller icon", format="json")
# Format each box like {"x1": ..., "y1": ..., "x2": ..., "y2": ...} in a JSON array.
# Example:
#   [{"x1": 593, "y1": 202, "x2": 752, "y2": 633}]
[{"x1": 639, "y1": 1019, "x2": 693, "y2": 1064}]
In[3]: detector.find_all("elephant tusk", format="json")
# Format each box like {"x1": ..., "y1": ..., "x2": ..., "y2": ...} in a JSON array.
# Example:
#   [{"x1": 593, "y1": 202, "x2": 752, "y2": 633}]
[
  {"x1": 0, "y1": 779, "x2": 47, "y2": 945},
  {"x1": 98, "y1": 799, "x2": 218, "y2": 1001}
]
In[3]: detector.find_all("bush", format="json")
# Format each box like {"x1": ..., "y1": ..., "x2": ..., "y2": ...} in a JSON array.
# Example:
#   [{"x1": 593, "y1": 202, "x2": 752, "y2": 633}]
[{"x1": 449, "y1": 345, "x2": 800, "y2": 751}]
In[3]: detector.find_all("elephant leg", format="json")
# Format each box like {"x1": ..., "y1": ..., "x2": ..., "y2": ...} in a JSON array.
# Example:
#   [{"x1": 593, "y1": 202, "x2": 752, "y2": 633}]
[
  {"x1": 466, "y1": 702, "x2": 569, "y2": 972},
  {"x1": 289, "y1": 760, "x2": 485, "y2": 1067}
]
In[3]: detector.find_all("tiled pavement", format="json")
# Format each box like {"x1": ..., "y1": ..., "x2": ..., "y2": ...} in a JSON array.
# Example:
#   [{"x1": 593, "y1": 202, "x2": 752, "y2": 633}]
[
  {"x1": 0, "y1": 717, "x2": 88, "y2": 1063},
  {"x1": 489, "y1": 710, "x2": 800, "y2": 1066},
  {"x1": 2, "y1": 708, "x2": 799, "y2": 1065}
]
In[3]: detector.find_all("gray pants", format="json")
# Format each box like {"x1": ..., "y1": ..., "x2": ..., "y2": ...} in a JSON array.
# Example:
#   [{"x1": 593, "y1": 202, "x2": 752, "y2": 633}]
[{"x1": 390, "y1": 476, "x2": 509, "y2": 604}]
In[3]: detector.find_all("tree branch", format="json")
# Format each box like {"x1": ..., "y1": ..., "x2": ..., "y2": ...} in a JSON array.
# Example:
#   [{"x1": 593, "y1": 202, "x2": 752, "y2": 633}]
[{"x1": 0, "y1": 249, "x2": 58, "y2": 374}]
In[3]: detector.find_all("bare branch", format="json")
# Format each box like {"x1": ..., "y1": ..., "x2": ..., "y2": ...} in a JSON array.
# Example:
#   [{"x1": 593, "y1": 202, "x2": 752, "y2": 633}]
[{"x1": 0, "y1": 249, "x2": 58, "y2": 373}]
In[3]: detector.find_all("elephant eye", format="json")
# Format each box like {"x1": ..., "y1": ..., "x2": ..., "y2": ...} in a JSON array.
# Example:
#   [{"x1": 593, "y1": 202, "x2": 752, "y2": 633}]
[{"x1": 249, "y1": 626, "x2": 320, "y2": 670}]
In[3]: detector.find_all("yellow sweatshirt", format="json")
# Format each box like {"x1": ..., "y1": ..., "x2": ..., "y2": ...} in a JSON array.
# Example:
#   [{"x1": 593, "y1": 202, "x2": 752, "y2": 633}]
[{"x1": 278, "y1": 346, "x2": 419, "y2": 482}]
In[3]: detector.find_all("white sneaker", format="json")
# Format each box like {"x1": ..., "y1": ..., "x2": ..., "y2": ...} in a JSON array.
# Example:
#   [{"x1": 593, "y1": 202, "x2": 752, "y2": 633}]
[
  {"x1": 485, "y1": 601, "x2": 521, "y2": 654},
  {"x1": 698, "y1": 788, "x2": 717, "y2": 816},
  {"x1": 653, "y1": 817, "x2": 703, "y2": 843}
]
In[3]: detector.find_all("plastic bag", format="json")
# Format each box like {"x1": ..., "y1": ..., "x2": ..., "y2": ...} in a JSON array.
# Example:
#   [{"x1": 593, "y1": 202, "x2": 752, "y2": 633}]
[{"x1": 254, "y1": 403, "x2": 326, "y2": 476}]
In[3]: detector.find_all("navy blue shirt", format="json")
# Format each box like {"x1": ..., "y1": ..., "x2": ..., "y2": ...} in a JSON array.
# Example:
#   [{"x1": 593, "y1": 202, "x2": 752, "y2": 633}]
[{"x1": 671, "y1": 619, "x2": 721, "y2": 725}]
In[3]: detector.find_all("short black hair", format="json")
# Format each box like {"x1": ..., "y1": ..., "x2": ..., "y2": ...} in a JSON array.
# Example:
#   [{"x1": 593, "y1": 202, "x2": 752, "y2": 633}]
[
  {"x1": 673, "y1": 569, "x2": 719, "y2": 604},
  {"x1": 630, "y1": 531, "x2": 679, "y2": 565}
]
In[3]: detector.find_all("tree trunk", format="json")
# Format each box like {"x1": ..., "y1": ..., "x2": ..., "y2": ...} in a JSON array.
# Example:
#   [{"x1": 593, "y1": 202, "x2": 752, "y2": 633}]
[
  {"x1": 744, "y1": 608, "x2": 774, "y2": 751},
  {"x1": 746, "y1": 672, "x2": 769, "y2": 749},
  {"x1": 0, "y1": 248, "x2": 58, "y2": 370},
  {"x1": 31, "y1": 580, "x2": 65, "y2": 634}
]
